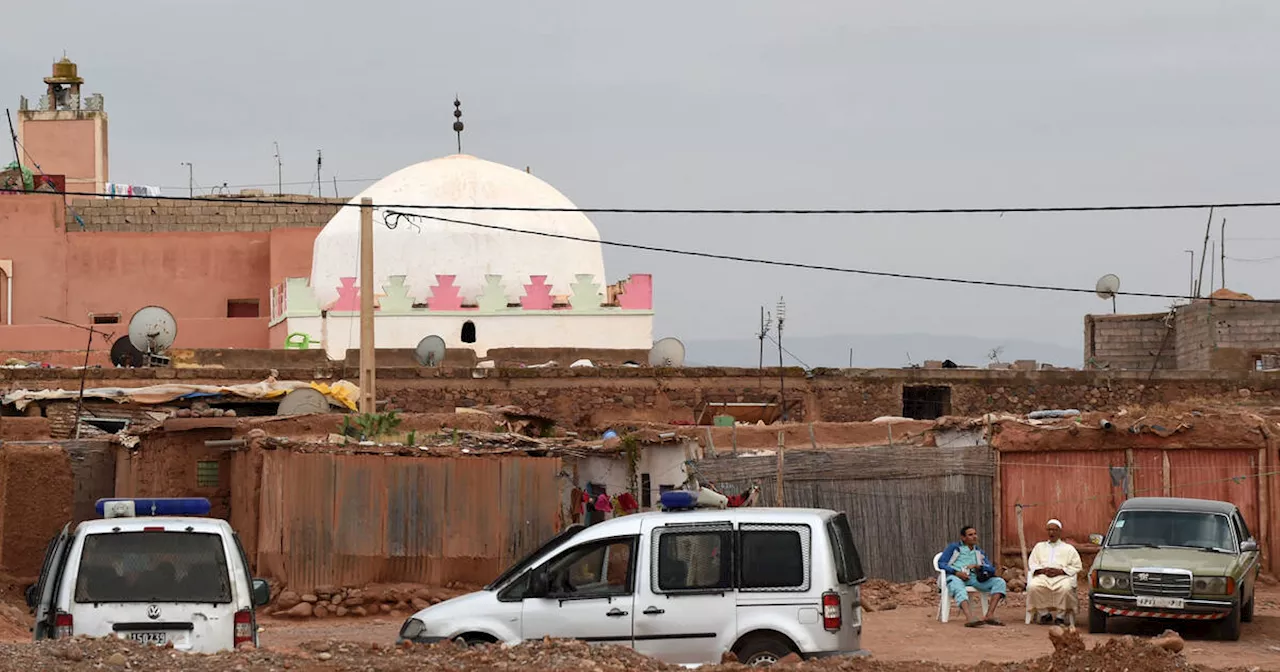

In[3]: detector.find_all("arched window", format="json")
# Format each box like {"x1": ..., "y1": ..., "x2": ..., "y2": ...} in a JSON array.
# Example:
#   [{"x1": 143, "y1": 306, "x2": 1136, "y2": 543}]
[{"x1": 461, "y1": 320, "x2": 477, "y2": 344}]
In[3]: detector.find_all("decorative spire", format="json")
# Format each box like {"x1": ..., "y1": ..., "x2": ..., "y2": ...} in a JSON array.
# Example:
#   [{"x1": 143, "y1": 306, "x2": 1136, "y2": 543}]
[{"x1": 453, "y1": 97, "x2": 464, "y2": 154}]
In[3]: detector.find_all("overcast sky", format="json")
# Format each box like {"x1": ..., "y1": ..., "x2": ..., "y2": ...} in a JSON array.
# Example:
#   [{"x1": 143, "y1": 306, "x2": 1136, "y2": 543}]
[{"x1": 5, "y1": 1, "x2": 1280, "y2": 359}]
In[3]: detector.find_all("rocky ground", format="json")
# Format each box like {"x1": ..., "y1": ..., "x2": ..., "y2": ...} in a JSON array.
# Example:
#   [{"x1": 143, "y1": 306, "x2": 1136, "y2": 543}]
[
  {"x1": 0, "y1": 628, "x2": 1261, "y2": 672},
  {"x1": 266, "y1": 582, "x2": 475, "y2": 620}
]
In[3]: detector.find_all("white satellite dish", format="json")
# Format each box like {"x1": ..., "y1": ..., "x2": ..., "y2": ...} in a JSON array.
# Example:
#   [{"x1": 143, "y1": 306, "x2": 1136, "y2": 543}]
[
  {"x1": 1095, "y1": 274, "x2": 1120, "y2": 313},
  {"x1": 127, "y1": 305, "x2": 177, "y2": 366},
  {"x1": 414, "y1": 335, "x2": 447, "y2": 367},
  {"x1": 277, "y1": 388, "x2": 330, "y2": 416},
  {"x1": 649, "y1": 337, "x2": 686, "y2": 367}
]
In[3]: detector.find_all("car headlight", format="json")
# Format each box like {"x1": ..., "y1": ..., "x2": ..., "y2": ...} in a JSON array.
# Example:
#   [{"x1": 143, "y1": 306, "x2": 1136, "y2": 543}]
[
  {"x1": 399, "y1": 617, "x2": 426, "y2": 640},
  {"x1": 1097, "y1": 571, "x2": 1131, "y2": 592},
  {"x1": 1192, "y1": 576, "x2": 1231, "y2": 595}
]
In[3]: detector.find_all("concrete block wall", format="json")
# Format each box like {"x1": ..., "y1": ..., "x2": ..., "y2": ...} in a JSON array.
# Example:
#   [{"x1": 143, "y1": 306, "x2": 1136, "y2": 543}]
[
  {"x1": 65, "y1": 195, "x2": 345, "y2": 232},
  {"x1": 1176, "y1": 301, "x2": 1280, "y2": 370},
  {"x1": 1084, "y1": 312, "x2": 1176, "y2": 370}
]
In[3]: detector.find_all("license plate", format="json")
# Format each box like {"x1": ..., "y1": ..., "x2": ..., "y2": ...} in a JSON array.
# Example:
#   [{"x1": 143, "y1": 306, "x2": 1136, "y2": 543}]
[
  {"x1": 125, "y1": 631, "x2": 168, "y2": 645},
  {"x1": 1136, "y1": 596, "x2": 1185, "y2": 609}
]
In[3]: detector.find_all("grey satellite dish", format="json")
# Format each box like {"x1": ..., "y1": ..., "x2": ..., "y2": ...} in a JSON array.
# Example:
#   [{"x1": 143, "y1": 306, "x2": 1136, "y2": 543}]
[
  {"x1": 648, "y1": 337, "x2": 686, "y2": 367},
  {"x1": 1095, "y1": 274, "x2": 1120, "y2": 313},
  {"x1": 127, "y1": 305, "x2": 178, "y2": 367},
  {"x1": 277, "y1": 388, "x2": 330, "y2": 416},
  {"x1": 414, "y1": 335, "x2": 447, "y2": 367}
]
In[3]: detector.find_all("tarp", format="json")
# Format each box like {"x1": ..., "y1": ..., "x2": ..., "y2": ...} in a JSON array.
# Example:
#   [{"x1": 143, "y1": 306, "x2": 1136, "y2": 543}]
[{"x1": 1, "y1": 378, "x2": 359, "y2": 411}]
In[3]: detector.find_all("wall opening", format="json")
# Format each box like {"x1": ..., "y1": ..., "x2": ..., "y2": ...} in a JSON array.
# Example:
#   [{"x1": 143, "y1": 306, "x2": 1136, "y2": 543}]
[
  {"x1": 902, "y1": 385, "x2": 952, "y2": 420},
  {"x1": 640, "y1": 473, "x2": 652, "y2": 509},
  {"x1": 461, "y1": 320, "x2": 477, "y2": 344},
  {"x1": 90, "y1": 313, "x2": 120, "y2": 324},
  {"x1": 196, "y1": 460, "x2": 220, "y2": 488},
  {"x1": 227, "y1": 299, "x2": 261, "y2": 318}
]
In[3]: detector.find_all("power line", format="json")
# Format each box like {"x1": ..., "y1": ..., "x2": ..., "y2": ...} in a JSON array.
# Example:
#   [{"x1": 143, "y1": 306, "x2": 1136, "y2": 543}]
[
  {"x1": 11, "y1": 186, "x2": 1280, "y2": 216},
  {"x1": 388, "y1": 209, "x2": 1280, "y2": 304},
  {"x1": 1228, "y1": 255, "x2": 1280, "y2": 263}
]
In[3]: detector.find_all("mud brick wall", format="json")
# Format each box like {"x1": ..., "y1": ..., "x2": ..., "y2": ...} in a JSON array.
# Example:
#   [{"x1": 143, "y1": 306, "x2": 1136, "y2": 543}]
[
  {"x1": 65, "y1": 195, "x2": 344, "y2": 232},
  {"x1": 1176, "y1": 301, "x2": 1280, "y2": 371},
  {"x1": 0, "y1": 444, "x2": 73, "y2": 578}
]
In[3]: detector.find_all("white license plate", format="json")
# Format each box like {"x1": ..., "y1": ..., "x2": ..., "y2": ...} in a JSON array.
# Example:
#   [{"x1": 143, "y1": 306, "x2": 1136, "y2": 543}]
[
  {"x1": 125, "y1": 631, "x2": 168, "y2": 645},
  {"x1": 1136, "y1": 596, "x2": 1185, "y2": 609}
]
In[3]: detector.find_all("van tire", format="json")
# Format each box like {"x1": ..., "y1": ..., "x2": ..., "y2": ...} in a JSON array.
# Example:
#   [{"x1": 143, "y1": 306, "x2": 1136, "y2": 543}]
[
  {"x1": 733, "y1": 634, "x2": 796, "y2": 667},
  {"x1": 453, "y1": 633, "x2": 496, "y2": 647}
]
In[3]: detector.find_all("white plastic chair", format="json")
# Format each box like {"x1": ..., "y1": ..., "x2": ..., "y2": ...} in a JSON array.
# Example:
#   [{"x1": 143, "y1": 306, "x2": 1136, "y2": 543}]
[
  {"x1": 933, "y1": 551, "x2": 989, "y2": 623},
  {"x1": 1023, "y1": 574, "x2": 1077, "y2": 626}
]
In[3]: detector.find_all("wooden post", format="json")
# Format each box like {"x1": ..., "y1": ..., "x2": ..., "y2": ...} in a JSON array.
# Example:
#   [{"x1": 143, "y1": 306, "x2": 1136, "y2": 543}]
[
  {"x1": 1258, "y1": 447, "x2": 1268, "y2": 568},
  {"x1": 731, "y1": 424, "x2": 738, "y2": 455},
  {"x1": 358, "y1": 197, "x2": 376, "y2": 414},
  {"x1": 1015, "y1": 503, "x2": 1029, "y2": 571},
  {"x1": 808, "y1": 422, "x2": 817, "y2": 449},
  {"x1": 993, "y1": 450, "x2": 1003, "y2": 568},
  {"x1": 775, "y1": 431, "x2": 785, "y2": 506},
  {"x1": 1124, "y1": 448, "x2": 1135, "y2": 499},
  {"x1": 705, "y1": 427, "x2": 716, "y2": 458},
  {"x1": 1162, "y1": 451, "x2": 1171, "y2": 497}
]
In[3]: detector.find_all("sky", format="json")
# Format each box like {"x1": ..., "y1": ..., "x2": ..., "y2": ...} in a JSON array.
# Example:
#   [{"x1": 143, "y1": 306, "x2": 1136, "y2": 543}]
[{"x1": 4, "y1": 1, "x2": 1280, "y2": 362}]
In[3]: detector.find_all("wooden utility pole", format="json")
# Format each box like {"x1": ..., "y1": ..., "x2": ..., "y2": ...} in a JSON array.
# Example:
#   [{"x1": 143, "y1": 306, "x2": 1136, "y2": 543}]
[
  {"x1": 358, "y1": 197, "x2": 376, "y2": 414},
  {"x1": 775, "y1": 431, "x2": 785, "y2": 506},
  {"x1": 1015, "y1": 503, "x2": 1029, "y2": 571}
]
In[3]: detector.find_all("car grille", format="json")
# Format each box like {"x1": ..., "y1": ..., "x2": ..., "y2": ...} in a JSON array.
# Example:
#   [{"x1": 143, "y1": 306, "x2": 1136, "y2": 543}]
[{"x1": 1131, "y1": 571, "x2": 1191, "y2": 598}]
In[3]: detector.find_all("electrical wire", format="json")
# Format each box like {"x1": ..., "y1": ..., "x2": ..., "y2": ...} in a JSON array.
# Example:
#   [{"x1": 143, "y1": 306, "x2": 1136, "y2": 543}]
[
  {"x1": 763, "y1": 333, "x2": 811, "y2": 370},
  {"x1": 10, "y1": 186, "x2": 1280, "y2": 216},
  {"x1": 1227, "y1": 255, "x2": 1280, "y2": 263},
  {"x1": 389, "y1": 210, "x2": 1280, "y2": 304}
]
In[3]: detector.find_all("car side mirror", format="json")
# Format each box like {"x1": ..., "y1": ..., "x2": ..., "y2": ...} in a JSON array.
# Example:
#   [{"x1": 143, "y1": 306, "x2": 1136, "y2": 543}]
[
  {"x1": 251, "y1": 579, "x2": 271, "y2": 607},
  {"x1": 1088, "y1": 534, "x2": 1104, "y2": 546},
  {"x1": 24, "y1": 585, "x2": 36, "y2": 609},
  {"x1": 527, "y1": 568, "x2": 549, "y2": 599},
  {"x1": 1240, "y1": 539, "x2": 1259, "y2": 553}
]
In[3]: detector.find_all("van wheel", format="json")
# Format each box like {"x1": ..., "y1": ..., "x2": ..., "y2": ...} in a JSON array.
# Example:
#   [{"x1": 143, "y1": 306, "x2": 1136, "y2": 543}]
[
  {"x1": 453, "y1": 634, "x2": 495, "y2": 648},
  {"x1": 1215, "y1": 603, "x2": 1242, "y2": 641},
  {"x1": 734, "y1": 635, "x2": 795, "y2": 667},
  {"x1": 1087, "y1": 601, "x2": 1108, "y2": 634}
]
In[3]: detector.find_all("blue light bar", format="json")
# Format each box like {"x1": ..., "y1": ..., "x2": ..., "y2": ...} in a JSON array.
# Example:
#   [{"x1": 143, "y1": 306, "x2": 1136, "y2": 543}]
[
  {"x1": 95, "y1": 498, "x2": 212, "y2": 518},
  {"x1": 659, "y1": 490, "x2": 698, "y2": 511}
]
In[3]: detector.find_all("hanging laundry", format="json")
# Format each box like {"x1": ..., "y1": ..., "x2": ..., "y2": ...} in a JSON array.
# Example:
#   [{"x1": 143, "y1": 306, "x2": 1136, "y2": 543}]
[
  {"x1": 594, "y1": 493, "x2": 613, "y2": 513},
  {"x1": 616, "y1": 492, "x2": 639, "y2": 514}
]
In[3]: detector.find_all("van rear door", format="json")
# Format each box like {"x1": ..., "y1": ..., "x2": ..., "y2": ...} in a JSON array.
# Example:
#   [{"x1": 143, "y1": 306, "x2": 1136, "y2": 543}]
[
  {"x1": 33, "y1": 524, "x2": 71, "y2": 641},
  {"x1": 71, "y1": 531, "x2": 236, "y2": 652}
]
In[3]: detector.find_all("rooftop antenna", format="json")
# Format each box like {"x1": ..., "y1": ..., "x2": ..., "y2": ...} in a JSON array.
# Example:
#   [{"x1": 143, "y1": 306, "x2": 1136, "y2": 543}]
[
  {"x1": 1195, "y1": 207, "x2": 1213, "y2": 297},
  {"x1": 1184, "y1": 250, "x2": 1195, "y2": 299},
  {"x1": 5, "y1": 109, "x2": 19, "y2": 171},
  {"x1": 1095, "y1": 273, "x2": 1121, "y2": 314},
  {"x1": 756, "y1": 307, "x2": 772, "y2": 388},
  {"x1": 180, "y1": 162, "x2": 193, "y2": 198},
  {"x1": 41, "y1": 316, "x2": 113, "y2": 440},
  {"x1": 315, "y1": 149, "x2": 322, "y2": 197},
  {"x1": 1220, "y1": 217, "x2": 1227, "y2": 290},
  {"x1": 273, "y1": 141, "x2": 282, "y2": 195},
  {"x1": 776, "y1": 296, "x2": 787, "y2": 422},
  {"x1": 453, "y1": 97, "x2": 464, "y2": 154}
]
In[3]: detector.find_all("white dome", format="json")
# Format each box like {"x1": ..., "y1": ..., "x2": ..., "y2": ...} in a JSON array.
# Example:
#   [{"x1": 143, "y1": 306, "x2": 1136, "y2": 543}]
[{"x1": 310, "y1": 154, "x2": 607, "y2": 308}]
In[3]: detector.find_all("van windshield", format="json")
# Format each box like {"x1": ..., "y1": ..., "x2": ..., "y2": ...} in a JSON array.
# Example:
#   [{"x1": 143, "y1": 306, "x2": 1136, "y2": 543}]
[
  {"x1": 485, "y1": 524, "x2": 584, "y2": 591},
  {"x1": 74, "y1": 532, "x2": 232, "y2": 604}
]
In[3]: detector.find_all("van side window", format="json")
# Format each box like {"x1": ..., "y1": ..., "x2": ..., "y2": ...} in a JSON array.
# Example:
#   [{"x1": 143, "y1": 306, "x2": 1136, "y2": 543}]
[
  {"x1": 652, "y1": 525, "x2": 734, "y2": 593},
  {"x1": 543, "y1": 537, "x2": 636, "y2": 599},
  {"x1": 739, "y1": 524, "x2": 810, "y2": 591}
]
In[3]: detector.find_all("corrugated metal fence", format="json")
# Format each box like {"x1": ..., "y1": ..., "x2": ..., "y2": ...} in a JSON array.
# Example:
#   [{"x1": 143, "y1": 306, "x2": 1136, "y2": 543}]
[
  {"x1": 694, "y1": 445, "x2": 995, "y2": 582},
  {"x1": 256, "y1": 451, "x2": 563, "y2": 592}
]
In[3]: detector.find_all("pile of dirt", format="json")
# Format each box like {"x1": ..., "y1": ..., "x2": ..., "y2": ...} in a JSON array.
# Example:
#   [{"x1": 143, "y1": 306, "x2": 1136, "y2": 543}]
[
  {"x1": 860, "y1": 579, "x2": 939, "y2": 612},
  {"x1": 0, "y1": 574, "x2": 32, "y2": 642},
  {"x1": 266, "y1": 582, "x2": 474, "y2": 620}
]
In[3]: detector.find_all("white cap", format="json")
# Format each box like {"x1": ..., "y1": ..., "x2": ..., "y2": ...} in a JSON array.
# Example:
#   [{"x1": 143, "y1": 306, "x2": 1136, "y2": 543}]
[{"x1": 1047, "y1": 518, "x2": 1063, "y2": 529}]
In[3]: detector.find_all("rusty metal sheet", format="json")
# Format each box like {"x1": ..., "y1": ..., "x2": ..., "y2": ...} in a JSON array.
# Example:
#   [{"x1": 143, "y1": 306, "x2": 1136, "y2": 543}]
[
  {"x1": 255, "y1": 452, "x2": 562, "y2": 593},
  {"x1": 1166, "y1": 450, "x2": 1259, "y2": 533},
  {"x1": 1000, "y1": 451, "x2": 1128, "y2": 548}
]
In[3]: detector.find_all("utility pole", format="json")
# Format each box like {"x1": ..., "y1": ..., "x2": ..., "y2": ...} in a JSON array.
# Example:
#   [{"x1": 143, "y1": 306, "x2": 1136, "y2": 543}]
[
  {"x1": 41, "y1": 316, "x2": 112, "y2": 440},
  {"x1": 776, "y1": 297, "x2": 787, "y2": 422},
  {"x1": 5, "y1": 109, "x2": 20, "y2": 173},
  {"x1": 180, "y1": 162, "x2": 193, "y2": 198},
  {"x1": 358, "y1": 197, "x2": 376, "y2": 414},
  {"x1": 1220, "y1": 218, "x2": 1227, "y2": 290},
  {"x1": 756, "y1": 307, "x2": 771, "y2": 388},
  {"x1": 1184, "y1": 250, "x2": 1195, "y2": 298},
  {"x1": 315, "y1": 150, "x2": 323, "y2": 197},
  {"x1": 273, "y1": 142, "x2": 283, "y2": 195}
]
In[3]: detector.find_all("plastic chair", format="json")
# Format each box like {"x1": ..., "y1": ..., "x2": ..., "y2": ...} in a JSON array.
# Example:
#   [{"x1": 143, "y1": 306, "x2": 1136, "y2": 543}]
[
  {"x1": 934, "y1": 551, "x2": 989, "y2": 623},
  {"x1": 285, "y1": 332, "x2": 313, "y2": 349},
  {"x1": 1024, "y1": 573, "x2": 1077, "y2": 626}
]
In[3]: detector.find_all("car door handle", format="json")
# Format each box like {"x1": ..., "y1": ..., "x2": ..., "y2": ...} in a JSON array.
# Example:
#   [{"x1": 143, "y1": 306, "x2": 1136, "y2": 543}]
[
  {"x1": 643, "y1": 607, "x2": 665, "y2": 615},
  {"x1": 606, "y1": 608, "x2": 629, "y2": 618}
]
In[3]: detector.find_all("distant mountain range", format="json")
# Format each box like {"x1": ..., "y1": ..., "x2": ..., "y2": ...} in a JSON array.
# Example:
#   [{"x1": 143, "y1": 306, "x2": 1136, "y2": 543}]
[{"x1": 683, "y1": 333, "x2": 1080, "y2": 369}]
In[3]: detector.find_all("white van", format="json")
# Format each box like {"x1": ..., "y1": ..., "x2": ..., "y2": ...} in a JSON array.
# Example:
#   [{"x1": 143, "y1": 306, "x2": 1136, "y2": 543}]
[
  {"x1": 26, "y1": 498, "x2": 270, "y2": 653},
  {"x1": 398, "y1": 505, "x2": 869, "y2": 666}
]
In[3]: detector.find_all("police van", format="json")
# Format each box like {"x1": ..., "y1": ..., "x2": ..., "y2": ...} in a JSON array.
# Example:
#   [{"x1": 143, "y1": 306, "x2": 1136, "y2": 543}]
[
  {"x1": 26, "y1": 498, "x2": 271, "y2": 653},
  {"x1": 398, "y1": 494, "x2": 869, "y2": 666}
]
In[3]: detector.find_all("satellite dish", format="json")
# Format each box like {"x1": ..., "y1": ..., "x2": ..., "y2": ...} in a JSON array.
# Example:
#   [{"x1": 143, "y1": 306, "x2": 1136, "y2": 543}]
[
  {"x1": 414, "y1": 335, "x2": 447, "y2": 367},
  {"x1": 1095, "y1": 274, "x2": 1120, "y2": 314},
  {"x1": 649, "y1": 337, "x2": 686, "y2": 367},
  {"x1": 277, "y1": 388, "x2": 331, "y2": 416},
  {"x1": 127, "y1": 305, "x2": 177, "y2": 366},
  {"x1": 109, "y1": 336, "x2": 146, "y2": 368},
  {"x1": 1095, "y1": 274, "x2": 1121, "y2": 299}
]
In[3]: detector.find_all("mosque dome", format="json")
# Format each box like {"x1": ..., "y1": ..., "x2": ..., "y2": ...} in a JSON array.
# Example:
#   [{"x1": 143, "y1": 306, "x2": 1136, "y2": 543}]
[{"x1": 310, "y1": 154, "x2": 607, "y2": 308}]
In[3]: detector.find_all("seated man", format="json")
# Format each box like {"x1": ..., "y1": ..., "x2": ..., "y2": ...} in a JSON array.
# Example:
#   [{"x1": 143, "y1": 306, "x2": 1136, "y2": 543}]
[
  {"x1": 1027, "y1": 518, "x2": 1082, "y2": 625},
  {"x1": 940, "y1": 525, "x2": 1007, "y2": 627}
]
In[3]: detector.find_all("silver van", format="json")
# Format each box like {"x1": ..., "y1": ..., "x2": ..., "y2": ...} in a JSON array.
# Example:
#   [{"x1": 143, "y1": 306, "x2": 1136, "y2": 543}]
[{"x1": 398, "y1": 506, "x2": 868, "y2": 666}]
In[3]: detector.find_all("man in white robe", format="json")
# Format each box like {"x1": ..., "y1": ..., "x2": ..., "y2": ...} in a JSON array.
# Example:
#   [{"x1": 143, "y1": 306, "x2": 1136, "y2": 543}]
[{"x1": 1027, "y1": 518, "x2": 1082, "y2": 624}]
